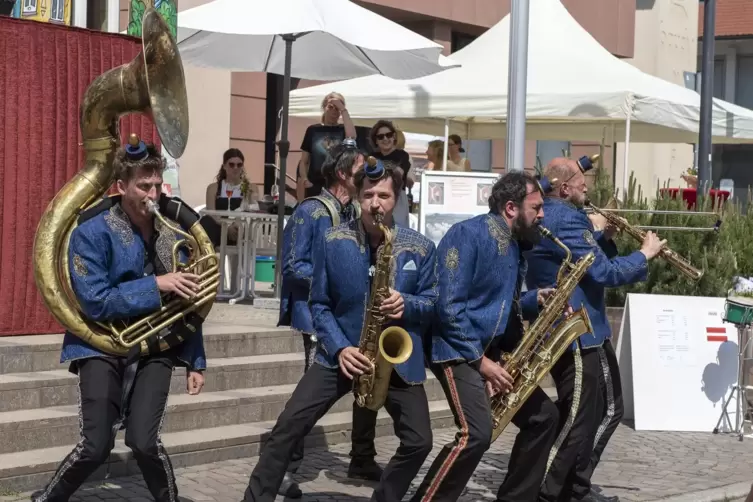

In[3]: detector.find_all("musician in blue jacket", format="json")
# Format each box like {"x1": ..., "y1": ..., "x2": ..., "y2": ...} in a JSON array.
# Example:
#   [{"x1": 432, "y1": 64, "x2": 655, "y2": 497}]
[
  {"x1": 525, "y1": 157, "x2": 665, "y2": 502},
  {"x1": 243, "y1": 159, "x2": 438, "y2": 502},
  {"x1": 34, "y1": 136, "x2": 206, "y2": 502},
  {"x1": 279, "y1": 139, "x2": 381, "y2": 495},
  {"x1": 412, "y1": 171, "x2": 561, "y2": 502}
]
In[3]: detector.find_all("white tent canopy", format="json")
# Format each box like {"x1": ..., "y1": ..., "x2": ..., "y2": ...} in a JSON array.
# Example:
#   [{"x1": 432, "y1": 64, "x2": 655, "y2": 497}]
[{"x1": 289, "y1": 0, "x2": 753, "y2": 145}]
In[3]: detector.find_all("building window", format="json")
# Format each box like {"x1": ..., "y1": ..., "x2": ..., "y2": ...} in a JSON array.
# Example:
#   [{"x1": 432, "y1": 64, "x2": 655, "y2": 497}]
[
  {"x1": 50, "y1": 0, "x2": 65, "y2": 22},
  {"x1": 22, "y1": 0, "x2": 36, "y2": 15},
  {"x1": 696, "y1": 56, "x2": 726, "y2": 99},
  {"x1": 536, "y1": 141, "x2": 571, "y2": 170},
  {"x1": 87, "y1": 0, "x2": 107, "y2": 30},
  {"x1": 736, "y1": 56, "x2": 753, "y2": 109},
  {"x1": 451, "y1": 32, "x2": 476, "y2": 53}
]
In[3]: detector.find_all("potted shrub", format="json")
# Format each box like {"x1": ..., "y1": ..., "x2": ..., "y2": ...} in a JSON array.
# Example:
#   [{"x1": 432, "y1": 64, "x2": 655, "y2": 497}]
[{"x1": 681, "y1": 166, "x2": 698, "y2": 188}]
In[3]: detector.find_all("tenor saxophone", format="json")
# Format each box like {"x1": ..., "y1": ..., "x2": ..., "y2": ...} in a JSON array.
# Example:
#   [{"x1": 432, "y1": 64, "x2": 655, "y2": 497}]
[
  {"x1": 353, "y1": 212, "x2": 413, "y2": 412},
  {"x1": 585, "y1": 199, "x2": 703, "y2": 281},
  {"x1": 490, "y1": 226, "x2": 596, "y2": 443}
]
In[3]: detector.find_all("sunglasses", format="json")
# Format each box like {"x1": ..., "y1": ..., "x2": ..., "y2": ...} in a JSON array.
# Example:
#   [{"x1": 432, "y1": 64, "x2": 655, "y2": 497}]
[{"x1": 375, "y1": 132, "x2": 394, "y2": 141}]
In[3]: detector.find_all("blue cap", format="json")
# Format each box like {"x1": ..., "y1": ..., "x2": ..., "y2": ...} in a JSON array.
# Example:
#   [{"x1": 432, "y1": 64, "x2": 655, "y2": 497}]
[
  {"x1": 364, "y1": 156, "x2": 386, "y2": 180},
  {"x1": 342, "y1": 138, "x2": 358, "y2": 149},
  {"x1": 577, "y1": 154, "x2": 599, "y2": 173},
  {"x1": 125, "y1": 133, "x2": 148, "y2": 161},
  {"x1": 537, "y1": 175, "x2": 554, "y2": 195}
]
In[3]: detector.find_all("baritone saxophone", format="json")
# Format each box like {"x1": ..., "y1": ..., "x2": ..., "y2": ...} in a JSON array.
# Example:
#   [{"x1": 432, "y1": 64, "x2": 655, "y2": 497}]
[{"x1": 490, "y1": 226, "x2": 596, "y2": 443}]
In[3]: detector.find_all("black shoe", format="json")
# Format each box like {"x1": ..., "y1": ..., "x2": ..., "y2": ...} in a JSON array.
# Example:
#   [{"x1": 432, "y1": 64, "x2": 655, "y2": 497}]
[
  {"x1": 579, "y1": 493, "x2": 620, "y2": 502},
  {"x1": 278, "y1": 472, "x2": 302, "y2": 498},
  {"x1": 347, "y1": 458, "x2": 383, "y2": 482}
]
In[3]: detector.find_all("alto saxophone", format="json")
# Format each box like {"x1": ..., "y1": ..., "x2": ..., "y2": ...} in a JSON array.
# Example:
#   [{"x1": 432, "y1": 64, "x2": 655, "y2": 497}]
[
  {"x1": 490, "y1": 226, "x2": 596, "y2": 443},
  {"x1": 353, "y1": 212, "x2": 413, "y2": 411},
  {"x1": 585, "y1": 199, "x2": 703, "y2": 281}
]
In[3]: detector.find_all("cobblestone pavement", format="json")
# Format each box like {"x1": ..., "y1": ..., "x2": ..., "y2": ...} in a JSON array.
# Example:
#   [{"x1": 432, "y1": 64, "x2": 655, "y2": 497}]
[{"x1": 9, "y1": 424, "x2": 752, "y2": 502}]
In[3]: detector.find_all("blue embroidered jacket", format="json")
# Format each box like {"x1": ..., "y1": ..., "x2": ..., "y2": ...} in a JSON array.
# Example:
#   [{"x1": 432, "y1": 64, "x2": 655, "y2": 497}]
[
  {"x1": 430, "y1": 213, "x2": 541, "y2": 364},
  {"x1": 309, "y1": 221, "x2": 438, "y2": 384},
  {"x1": 524, "y1": 197, "x2": 648, "y2": 349},
  {"x1": 61, "y1": 203, "x2": 207, "y2": 370},
  {"x1": 279, "y1": 189, "x2": 358, "y2": 334}
]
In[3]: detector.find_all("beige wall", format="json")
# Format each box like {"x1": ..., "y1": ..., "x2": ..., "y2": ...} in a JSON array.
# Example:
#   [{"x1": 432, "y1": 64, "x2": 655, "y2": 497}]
[
  {"x1": 174, "y1": 0, "x2": 234, "y2": 208},
  {"x1": 615, "y1": 0, "x2": 698, "y2": 200},
  {"x1": 180, "y1": 65, "x2": 232, "y2": 207}
]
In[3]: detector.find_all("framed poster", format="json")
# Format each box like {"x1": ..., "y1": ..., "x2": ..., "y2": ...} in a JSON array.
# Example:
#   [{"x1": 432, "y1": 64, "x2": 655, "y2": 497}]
[{"x1": 418, "y1": 171, "x2": 500, "y2": 246}]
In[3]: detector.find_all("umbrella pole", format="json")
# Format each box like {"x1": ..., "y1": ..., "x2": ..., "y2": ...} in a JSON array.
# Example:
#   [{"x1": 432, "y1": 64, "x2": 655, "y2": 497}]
[{"x1": 275, "y1": 35, "x2": 295, "y2": 299}]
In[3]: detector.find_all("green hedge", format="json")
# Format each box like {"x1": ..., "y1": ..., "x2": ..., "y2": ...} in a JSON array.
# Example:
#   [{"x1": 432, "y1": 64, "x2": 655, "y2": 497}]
[{"x1": 588, "y1": 167, "x2": 744, "y2": 307}]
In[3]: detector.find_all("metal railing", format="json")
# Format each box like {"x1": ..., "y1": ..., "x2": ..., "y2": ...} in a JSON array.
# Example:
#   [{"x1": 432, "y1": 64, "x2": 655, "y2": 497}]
[{"x1": 200, "y1": 209, "x2": 285, "y2": 304}]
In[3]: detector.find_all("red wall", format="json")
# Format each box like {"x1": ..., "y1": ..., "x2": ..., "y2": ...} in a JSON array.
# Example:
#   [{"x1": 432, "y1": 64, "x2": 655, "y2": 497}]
[{"x1": 0, "y1": 17, "x2": 160, "y2": 335}]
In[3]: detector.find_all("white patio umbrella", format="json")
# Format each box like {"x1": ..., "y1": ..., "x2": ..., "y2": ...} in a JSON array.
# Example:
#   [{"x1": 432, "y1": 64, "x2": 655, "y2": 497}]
[{"x1": 177, "y1": 0, "x2": 454, "y2": 297}]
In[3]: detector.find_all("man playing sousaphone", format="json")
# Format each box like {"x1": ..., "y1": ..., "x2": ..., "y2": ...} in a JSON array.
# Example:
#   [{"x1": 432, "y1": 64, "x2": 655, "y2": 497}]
[{"x1": 32, "y1": 137, "x2": 207, "y2": 502}]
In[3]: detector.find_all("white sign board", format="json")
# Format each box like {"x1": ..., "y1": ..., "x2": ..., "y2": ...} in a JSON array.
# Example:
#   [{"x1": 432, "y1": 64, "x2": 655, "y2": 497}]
[
  {"x1": 418, "y1": 171, "x2": 500, "y2": 246},
  {"x1": 617, "y1": 293, "x2": 740, "y2": 432}
]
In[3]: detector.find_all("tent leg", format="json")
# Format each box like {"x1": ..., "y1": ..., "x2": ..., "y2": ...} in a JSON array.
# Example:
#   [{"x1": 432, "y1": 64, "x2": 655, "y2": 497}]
[
  {"x1": 442, "y1": 119, "x2": 449, "y2": 171},
  {"x1": 274, "y1": 35, "x2": 295, "y2": 299},
  {"x1": 622, "y1": 113, "x2": 632, "y2": 201}
]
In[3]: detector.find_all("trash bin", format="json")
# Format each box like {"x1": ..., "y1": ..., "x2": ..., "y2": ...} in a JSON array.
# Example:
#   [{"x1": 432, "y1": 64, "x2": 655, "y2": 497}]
[{"x1": 255, "y1": 256, "x2": 276, "y2": 282}]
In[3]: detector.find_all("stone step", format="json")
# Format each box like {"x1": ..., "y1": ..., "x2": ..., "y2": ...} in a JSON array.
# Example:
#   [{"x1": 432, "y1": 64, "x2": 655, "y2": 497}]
[
  {"x1": 0, "y1": 352, "x2": 557, "y2": 414},
  {"x1": 0, "y1": 374, "x2": 447, "y2": 454},
  {"x1": 0, "y1": 352, "x2": 310, "y2": 413},
  {"x1": 0, "y1": 400, "x2": 456, "y2": 494},
  {"x1": 0, "y1": 325, "x2": 298, "y2": 375}
]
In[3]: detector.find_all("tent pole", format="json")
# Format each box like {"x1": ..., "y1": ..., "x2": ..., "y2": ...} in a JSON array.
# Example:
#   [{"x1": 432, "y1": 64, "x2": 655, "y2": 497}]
[
  {"x1": 622, "y1": 113, "x2": 632, "y2": 201},
  {"x1": 505, "y1": 0, "x2": 530, "y2": 172},
  {"x1": 442, "y1": 119, "x2": 449, "y2": 171},
  {"x1": 274, "y1": 35, "x2": 295, "y2": 299},
  {"x1": 698, "y1": 0, "x2": 716, "y2": 190}
]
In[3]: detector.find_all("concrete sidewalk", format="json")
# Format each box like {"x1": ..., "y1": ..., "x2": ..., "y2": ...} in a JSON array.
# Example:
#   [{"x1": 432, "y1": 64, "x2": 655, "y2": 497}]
[{"x1": 6, "y1": 422, "x2": 751, "y2": 502}]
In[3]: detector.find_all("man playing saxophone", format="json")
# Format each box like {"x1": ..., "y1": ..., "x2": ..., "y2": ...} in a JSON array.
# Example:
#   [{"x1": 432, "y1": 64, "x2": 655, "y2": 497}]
[
  {"x1": 33, "y1": 137, "x2": 206, "y2": 502},
  {"x1": 243, "y1": 160, "x2": 437, "y2": 502},
  {"x1": 412, "y1": 171, "x2": 560, "y2": 502},
  {"x1": 525, "y1": 157, "x2": 665, "y2": 502},
  {"x1": 279, "y1": 139, "x2": 382, "y2": 497}
]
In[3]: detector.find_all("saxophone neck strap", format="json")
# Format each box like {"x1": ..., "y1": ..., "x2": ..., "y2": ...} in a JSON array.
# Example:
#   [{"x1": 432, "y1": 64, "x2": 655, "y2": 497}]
[{"x1": 305, "y1": 195, "x2": 341, "y2": 227}]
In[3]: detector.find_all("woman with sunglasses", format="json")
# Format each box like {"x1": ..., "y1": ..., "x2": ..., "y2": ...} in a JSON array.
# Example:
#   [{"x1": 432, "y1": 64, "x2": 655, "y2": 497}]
[
  {"x1": 205, "y1": 149, "x2": 258, "y2": 291},
  {"x1": 369, "y1": 120, "x2": 413, "y2": 227}
]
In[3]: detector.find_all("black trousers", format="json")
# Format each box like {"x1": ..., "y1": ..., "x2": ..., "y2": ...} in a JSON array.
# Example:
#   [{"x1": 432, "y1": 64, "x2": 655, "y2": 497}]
[
  {"x1": 288, "y1": 333, "x2": 378, "y2": 472},
  {"x1": 33, "y1": 355, "x2": 178, "y2": 502},
  {"x1": 539, "y1": 346, "x2": 604, "y2": 502},
  {"x1": 570, "y1": 340, "x2": 624, "y2": 500},
  {"x1": 243, "y1": 363, "x2": 433, "y2": 502},
  {"x1": 411, "y1": 361, "x2": 559, "y2": 502}
]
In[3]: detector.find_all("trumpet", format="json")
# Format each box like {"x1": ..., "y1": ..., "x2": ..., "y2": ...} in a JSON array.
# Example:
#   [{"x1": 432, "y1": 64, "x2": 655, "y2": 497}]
[{"x1": 584, "y1": 199, "x2": 704, "y2": 281}]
